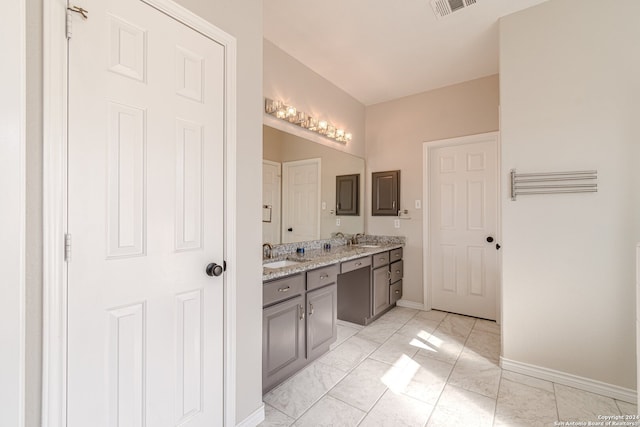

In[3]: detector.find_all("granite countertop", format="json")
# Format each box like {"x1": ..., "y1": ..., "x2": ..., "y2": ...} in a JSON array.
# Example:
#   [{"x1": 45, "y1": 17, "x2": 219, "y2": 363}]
[{"x1": 262, "y1": 241, "x2": 404, "y2": 281}]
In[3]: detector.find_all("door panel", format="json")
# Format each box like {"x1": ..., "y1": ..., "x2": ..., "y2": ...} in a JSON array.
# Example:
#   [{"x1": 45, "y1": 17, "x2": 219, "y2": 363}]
[
  {"x1": 307, "y1": 284, "x2": 337, "y2": 361},
  {"x1": 67, "y1": 0, "x2": 225, "y2": 425},
  {"x1": 282, "y1": 159, "x2": 321, "y2": 243},
  {"x1": 430, "y1": 138, "x2": 498, "y2": 320}
]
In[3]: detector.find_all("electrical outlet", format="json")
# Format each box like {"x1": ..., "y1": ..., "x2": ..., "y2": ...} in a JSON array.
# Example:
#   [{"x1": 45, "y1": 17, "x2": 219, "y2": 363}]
[
  {"x1": 394, "y1": 219, "x2": 400, "y2": 228},
  {"x1": 321, "y1": 201, "x2": 326, "y2": 210},
  {"x1": 415, "y1": 199, "x2": 421, "y2": 209},
  {"x1": 336, "y1": 218, "x2": 341, "y2": 226}
]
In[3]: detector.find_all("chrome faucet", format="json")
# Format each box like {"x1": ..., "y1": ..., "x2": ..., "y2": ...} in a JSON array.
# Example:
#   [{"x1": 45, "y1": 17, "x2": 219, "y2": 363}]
[
  {"x1": 334, "y1": 232, "x2": 345, "y2": 239},
  {"x1": 262, "y1": 243, "x2": 273, "y2": 259},
  {"x1": 353, "y1": 233, "x2": 364, "y2": 245}
]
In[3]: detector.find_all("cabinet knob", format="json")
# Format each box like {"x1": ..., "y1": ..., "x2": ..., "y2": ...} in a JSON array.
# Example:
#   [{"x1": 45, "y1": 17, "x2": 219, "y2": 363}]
[{"x1": 395, "y1": 290, "x2": 400, "y2": 294}]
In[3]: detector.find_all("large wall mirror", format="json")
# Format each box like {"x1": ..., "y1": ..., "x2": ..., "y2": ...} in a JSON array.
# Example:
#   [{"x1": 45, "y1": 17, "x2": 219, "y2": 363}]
[{"x1": 263, "y1": 125, "x2": 365, "y2": 244}]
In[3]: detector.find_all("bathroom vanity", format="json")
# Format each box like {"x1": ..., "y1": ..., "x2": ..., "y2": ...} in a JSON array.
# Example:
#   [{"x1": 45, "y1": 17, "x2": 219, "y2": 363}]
[{"x1": 261, "y1": 237, "x2": 404, "y2": 392}]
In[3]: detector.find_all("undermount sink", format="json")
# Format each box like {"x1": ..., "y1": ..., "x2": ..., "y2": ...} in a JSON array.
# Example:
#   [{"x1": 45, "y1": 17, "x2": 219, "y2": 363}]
[
  {"x1": 356, "y1": 244, "x2": 381, "y2": 248},
  {"x1": 263, "y1": 259, "x2": 302, "y2": 269}
]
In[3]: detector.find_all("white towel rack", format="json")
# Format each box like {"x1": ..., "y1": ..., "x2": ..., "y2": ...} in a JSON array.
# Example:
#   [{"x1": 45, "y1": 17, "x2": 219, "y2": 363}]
[{"x1": 510, "y1": 169, "x2": 598, "y2": 201}]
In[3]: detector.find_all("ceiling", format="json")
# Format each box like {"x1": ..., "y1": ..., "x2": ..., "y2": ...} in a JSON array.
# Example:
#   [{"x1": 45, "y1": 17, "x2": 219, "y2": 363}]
[{"x1": 264, "y1": 0, "x2": 548, "y2": 106}]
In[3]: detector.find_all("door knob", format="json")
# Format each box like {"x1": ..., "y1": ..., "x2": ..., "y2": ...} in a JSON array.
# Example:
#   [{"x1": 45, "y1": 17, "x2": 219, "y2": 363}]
[
  {"x1": 486, "y1": 236, "x2": 494, "y2": 243},
  {"x1": 287, "y1": 227, "x2": 293, "y2": 232},
  {"x1": 206, "y1": 262, "x2": 224, "y2": 277}
]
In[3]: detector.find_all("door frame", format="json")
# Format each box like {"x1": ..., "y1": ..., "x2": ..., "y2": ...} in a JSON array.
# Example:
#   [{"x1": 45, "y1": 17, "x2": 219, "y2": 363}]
[
  {"x1": 1, "y1": 0, "x2": 26, "y2": 425},
  {"x1": 42, "y1": 1, "x2": 238, "y2": 426},
  {"x1": 422, "y1": 132, "x2": 501, "y2": 323},
  {"x1": 281, "y1": 158, "x2": 322, "y2": 243}
]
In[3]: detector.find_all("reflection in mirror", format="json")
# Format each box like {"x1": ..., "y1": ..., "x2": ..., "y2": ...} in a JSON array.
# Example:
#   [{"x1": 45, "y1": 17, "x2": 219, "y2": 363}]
[{"x1": 263, "y1": 125, "x2": 365, "y2": 244}]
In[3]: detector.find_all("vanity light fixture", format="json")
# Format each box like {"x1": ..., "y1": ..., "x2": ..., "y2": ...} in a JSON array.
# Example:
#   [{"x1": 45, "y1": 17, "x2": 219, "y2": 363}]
[{"x1": 264, "y1": 97, "x2": 351, "y2": 144}]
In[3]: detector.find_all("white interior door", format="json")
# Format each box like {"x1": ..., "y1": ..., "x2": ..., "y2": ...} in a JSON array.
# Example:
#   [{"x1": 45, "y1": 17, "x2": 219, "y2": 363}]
[
  {"x1": 67, "y1": 0, "x2": 225, "y2": 425},
  {"x1": 282, "y1": 159, "x2": 321, "y2": 243},
  {"x1": 263, "y1": 160, "x2": 281, "y2": 244},
  {"x1": 429, "y1": 135, "x2": 499, "y2": 320}
]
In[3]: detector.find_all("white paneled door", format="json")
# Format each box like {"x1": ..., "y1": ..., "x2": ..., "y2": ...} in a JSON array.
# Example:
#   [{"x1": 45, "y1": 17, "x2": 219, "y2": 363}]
[
  {"x1": 282, "y1": 159, "x2": 321, "y2": 243},
  {"x1": 429, "y1": 135, "x2": 499, "y2": 320},
  {"x1": 67, "y1": 0, "x2": 225, "y2": 425}
]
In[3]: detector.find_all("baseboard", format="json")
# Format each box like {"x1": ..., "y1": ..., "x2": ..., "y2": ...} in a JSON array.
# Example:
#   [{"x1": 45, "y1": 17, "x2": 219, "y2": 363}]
[
  {"x1": 236, "y1": 403, "x2": 265, "y2": 427},
  {"x1": 396, "y1": 299, "x2": 425, "y2": 311},
  {"x1": 500, "y1": 357, "x2": 637, "y2": 404}
]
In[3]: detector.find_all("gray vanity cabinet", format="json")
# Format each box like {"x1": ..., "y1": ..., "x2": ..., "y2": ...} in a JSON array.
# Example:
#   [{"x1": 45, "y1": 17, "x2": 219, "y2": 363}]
[
  {"x1": 262, "y1": 293, "x2": 305, "y2": 393},
  {"x1": 263, "y1": 266, "x2": 338, "y2": 393},
  {"x1": 372, "y1": 262, "x2": 391, "y2": 316},
  {"x1": 306, "y1": 284, "x2": 337, "y2": 361},
  {"x1": 306, "y1": 265, "x2": 338, "y2": 361},
  {"x1": 372, "y1": 248, "x2": 403, "y2": 317}
]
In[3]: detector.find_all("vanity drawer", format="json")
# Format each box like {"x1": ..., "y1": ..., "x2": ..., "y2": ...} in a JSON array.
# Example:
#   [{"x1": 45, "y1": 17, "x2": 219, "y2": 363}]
[
  {"x1": 390, "y1": 280, "x2": 402, "y2": 305},
  {"x1": 372, "y1": 251, "x2": 390, "y2": 269},
  {"x1": 341, "y1": 256, "x2": 371, "y2": 274},
  {"x1": 390, "y1": 248, "x2": 403, "y2": 262},
  {"x1": 263, "y1": 274, "x2": 305, "y2": 307},
  {"x1": 390, "y1": 260, "x2": 403, "y2": 284},
  {"x1": 307, "y1": 264, "x2": 339, "y2": 291}
]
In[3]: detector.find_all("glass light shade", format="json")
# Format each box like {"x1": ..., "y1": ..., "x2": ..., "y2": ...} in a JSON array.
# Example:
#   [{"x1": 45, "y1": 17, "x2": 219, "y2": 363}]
[
  {"x1": 336, "y1": 129, "x2": 345, "y2": 139},
  {"x1": 327, "y1": 125, "x2": 336, "y2": 138},
  {"x1": 286, "y1": 106, "x2": 297, "y2": 122},
  {"x1": 276, "y1": 108, "x2": 286, "y2": 119},
  {"x1": 306, "y1": 117, "x2": 318, "y2": 130},
  {"x1": 318, "y1": 120, "x2": 328, "y2": 134},
  {"x1": 345, "y1": 133, "x2": 353, "y2": 142}
]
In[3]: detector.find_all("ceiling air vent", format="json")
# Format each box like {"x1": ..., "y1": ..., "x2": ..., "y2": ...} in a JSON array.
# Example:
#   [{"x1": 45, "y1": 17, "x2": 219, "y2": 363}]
[{"x1": 430, "y1": 0, "x2": 477, "y2": 19}]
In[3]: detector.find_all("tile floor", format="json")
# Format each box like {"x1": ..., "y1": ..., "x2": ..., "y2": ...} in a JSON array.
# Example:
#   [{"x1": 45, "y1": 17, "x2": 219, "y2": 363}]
[{"x1": 260, "y1": 307, "x2": 637, "y2": 427}]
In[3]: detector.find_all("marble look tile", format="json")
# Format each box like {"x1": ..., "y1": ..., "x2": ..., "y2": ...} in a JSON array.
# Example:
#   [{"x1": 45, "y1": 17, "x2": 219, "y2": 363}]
[
  {"x1": 416, "y1": 330, "x2": 465, "y2": 365},
  {"x1": 426, "y1": 384, "x2": 496, "y2": 427},
  {"x1": 359, "y1": 390, "x2": 434, "y2": 427},
  {"x1": 259, "y1": 404, "x2": 295, "y2": 427},
  {"x1": 494, "y1": 378, "x2": 558, "y2": 427},
  {"x1": 414, "y1": 309, "x2": 447, "y2": 322},
  {"x1": 616, "y1": 400, "x2": 638, "y2": 416},
  {"x1": 398, "y1": 353, "x2": 454, "y2": 405},
  {"x1": 356, "y1": 319, "x2": 404, "y2": 345},
  {"x1": 329, "y1": 358, "x2": 391, "y2": 412},
  {"x1": 292, "y1": 395, "x2": 365, "y2": 427},
  {"x1": 380, "y1": 306, "x2": 418, "y2": 324},
  {"x1": 500, "y1": 370, "x2": 555, "y2": 393},
  {"x1": 460, "y1": 329, "x2": 501, "y2": 363},
  {"x1": 473, "y1": 318, "x2": 501, "y2": 335},
  {"x1": 263, "y1": 362, "x2": 346, "y2": 419},
  {"x1": 369, "y1": 333, "x2": 420, "y2": 367},
  {"x1": 332, "y1": 324, "x2": 360, "y2": 349},
  {"x1": 318, "y1": 335, "x2": 379, "y2": 372},
  {"x1": 555, "y1": 384, "x2": 621, "y2": 422},
  {"x1": 396, "y1": 317, "x2": 440, "y2": 340},
  {"x1": 436, "y1": 313, "x2": 475, "y2": 339},
  {"x1": 447, "y1": 352, "x2": 502, "y2": 398}
]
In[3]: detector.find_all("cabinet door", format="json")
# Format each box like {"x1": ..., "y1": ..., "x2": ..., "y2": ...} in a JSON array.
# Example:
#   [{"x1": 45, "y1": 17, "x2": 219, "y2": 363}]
[
  {"x1": 336, "y1": 174, "x2": 359, "y2": 215},
  {"x1": 263, "y1": 295, "x2": 305, "y2": 393},
  {"x1": 372, "y1": 170, "x2": 400, "y2": 216},
  {"x1": 306, "y1": 284, "x2": 337, "y2": 361},
  {"x1": 372, "y1": 266, "x2": 391, "y2": 316}
]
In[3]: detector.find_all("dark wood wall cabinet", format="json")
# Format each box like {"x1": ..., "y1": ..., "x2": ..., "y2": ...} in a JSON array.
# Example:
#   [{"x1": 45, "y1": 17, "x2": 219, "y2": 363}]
[
  {"x1": 372, "y1": 170, "x2": 400, "y2": 216},
  {"x1": 335, "y1": 174, "x2": 359, "y2": 216}
]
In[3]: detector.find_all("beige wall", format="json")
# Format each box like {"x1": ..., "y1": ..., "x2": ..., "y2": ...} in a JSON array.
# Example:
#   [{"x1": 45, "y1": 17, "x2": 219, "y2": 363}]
[
  {"x1": 365, "y1": 76, "x2": 500, "y2": 304},
  {"x1": 264, "y1": 40, "x2": 366, "y2": 159},
  {"x1": 25, "y1": 0, "x2": 264, "y2": 425},
  {"x1": 500, "y1": 0, "x2": 640, "y2": 390}
]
